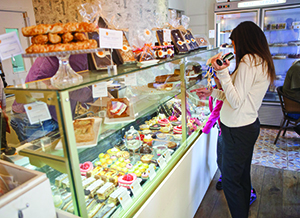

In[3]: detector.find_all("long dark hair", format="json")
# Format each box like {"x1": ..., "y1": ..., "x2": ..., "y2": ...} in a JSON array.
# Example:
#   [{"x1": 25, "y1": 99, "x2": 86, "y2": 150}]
[{"x1": 229, "y1": 21, "x2": 275, "y2": 84}]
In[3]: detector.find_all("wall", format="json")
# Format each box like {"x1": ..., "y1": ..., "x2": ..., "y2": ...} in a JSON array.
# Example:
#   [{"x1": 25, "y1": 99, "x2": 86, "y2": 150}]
[
  {"x1": 168, "y1": 0, "x2": 185, "y2": 11},
  {"x1": 0, "y1": 0, "x2": 36, "y2": 27},
  {"x1": 185, "y1": 0, "x2": 215, "y2": 45}
]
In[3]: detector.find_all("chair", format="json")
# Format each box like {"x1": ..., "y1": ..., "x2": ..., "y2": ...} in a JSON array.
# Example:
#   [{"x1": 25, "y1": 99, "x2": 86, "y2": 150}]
[{"x1": 274, "y1": 86, "x2": 300, "y2": 144}]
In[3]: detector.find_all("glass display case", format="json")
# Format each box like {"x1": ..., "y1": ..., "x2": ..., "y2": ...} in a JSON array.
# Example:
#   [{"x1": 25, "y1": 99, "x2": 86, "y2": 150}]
[
  {"x1": 4, "y1": 48, "x2": 219, "y2": 218},
  {"x1": 263, "y1": 5, "x2": 300, "y2": 102}
]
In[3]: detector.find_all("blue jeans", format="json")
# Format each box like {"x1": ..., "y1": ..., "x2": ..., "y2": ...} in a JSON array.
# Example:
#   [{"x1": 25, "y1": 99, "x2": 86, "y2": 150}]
[{"x1": 10, "y1": 113, "x2": 58, "y2": 143}]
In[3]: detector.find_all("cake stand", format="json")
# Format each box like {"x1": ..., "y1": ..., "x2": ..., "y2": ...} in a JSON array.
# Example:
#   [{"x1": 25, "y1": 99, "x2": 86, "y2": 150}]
[{"x1": 22, "y1": 48, "x2": 102, "y2": 89}]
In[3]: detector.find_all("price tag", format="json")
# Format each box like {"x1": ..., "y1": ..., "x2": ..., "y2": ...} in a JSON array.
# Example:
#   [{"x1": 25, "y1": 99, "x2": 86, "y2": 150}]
[
  {"x1": 157, "y1": 155, "x2": 167, "y2": 170},
  {"x1": 163, "y1": 149, "x2": 172, "y2": 163},
  {"x1": 24, "y1": 102, "x2": 51, "y2": 125},
  {"x1": 92, "y1": 82, "x2": 108, "y2": 98},
  {"x1": 0, "y1": 32, "x2": 24, "y2": 60},
  {"x1": 124, "y1": 73, "x2": 137, "y2": 86},
  {"x1": 130, "y1": 179, "x2": 142, "y2": 197},
  {"x1": 147, "y1": 165, "x2": 156, "y2": 181},
  {"x1": 99, "y1": 28, "x2": 123, "y2": 49},
  {"x1": 163, "y1": 29, "x2": 171, "y2": 42},
  {"x1": 118, "y1": 187, "x2": 132, "y2": 210}
]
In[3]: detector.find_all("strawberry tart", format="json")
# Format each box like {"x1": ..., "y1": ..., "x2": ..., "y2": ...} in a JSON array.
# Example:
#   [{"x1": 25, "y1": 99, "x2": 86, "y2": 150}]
[{"x1": 173, "y1": 125, "x2": 182, "y2": 134}]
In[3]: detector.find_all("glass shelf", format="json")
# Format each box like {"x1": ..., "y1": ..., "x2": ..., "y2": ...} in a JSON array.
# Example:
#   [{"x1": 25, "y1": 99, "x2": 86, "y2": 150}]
[{"x1": 9, "y1": 48, "x2": 217, "y2": 92}]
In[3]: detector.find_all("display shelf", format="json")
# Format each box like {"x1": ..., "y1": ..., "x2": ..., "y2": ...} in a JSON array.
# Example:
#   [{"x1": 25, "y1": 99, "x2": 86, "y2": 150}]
[{"x1": 5, "y1": 48, "x2": 219, "y2": 218}]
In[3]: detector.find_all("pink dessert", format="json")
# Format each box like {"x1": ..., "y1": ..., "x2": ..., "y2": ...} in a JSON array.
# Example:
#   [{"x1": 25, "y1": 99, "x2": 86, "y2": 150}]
[
  {"x1": 168, "y1": 116, "x2": 177, "y2": 121},
  {"x1": 158, "y1": 118, "x2": 170, "y2": 127},
  {"x1": 118, "y1": 173, "x2": 137, "y2": 189},
  {"x1": 126, "y1": 163, "x2": 133, "y2": 169},
  {"x1": 79, "y1": 161, "x2": 94, "y2": 176},
  {"x1": 173, "y1": 125, "x2": 182, "y2": 134}
]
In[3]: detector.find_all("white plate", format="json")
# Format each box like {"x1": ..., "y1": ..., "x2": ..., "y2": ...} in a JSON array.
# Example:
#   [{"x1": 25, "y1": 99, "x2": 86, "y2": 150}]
[
  {"x1": 55, "y1": 117, "x2": 102, "y2": 150},
  {"x1": 137, "y1": 60, "x2": 160, "y2": 66}
]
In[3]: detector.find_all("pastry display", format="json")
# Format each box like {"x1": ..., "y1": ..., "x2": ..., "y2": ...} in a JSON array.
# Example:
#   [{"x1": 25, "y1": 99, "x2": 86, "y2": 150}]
[
  {"x1": 97, "y1": 182, "x2": 115, "y2": 200},
  {"x1": 22, "y1": 22, "x2": 98, "y2": 53},
  {"x1": 85, "y1": 179, "x2": 104, "y2": 198},
  {"x1": 288, "y1": 53, "x2": 300, "y2": 58},
  {"x1": 82, "y1": 177, "x2": 96, "y2": 189},
  {"x1": 141, "y1": 172, "x2": 149, "y2": 179},
  {"x1": 157, "y1": 133, "x2": 166, "y2": 140},
  {"x1": 166, "y1": 141, "x2": 177, "y2": 149},
  {"x1": 158, "y1": 118, "x2": 170, "y2": 127},
  {"x1": 73, "y1": 118, "x2": 95, "y2": 143},
  {"x1": 141, "y1": 154, "x2": 154, "y2": 163},
  {"x1": 107, "y1": 98, "x2": 130, "y2": 118},
  {"x1": 22, "y1": 22, "x2": 97, "y2": 36},
  {"x1": 272, "y1": 53, "x2": 287, "y2": 59},
  {"x1": 140, "y1": 145, "x2": 152, "y2": 154},
  {"x1": 116, "y1": 151, "x2": 130, "y2": 159},
  {"x1": 195, "y1": 36, "x2": 209, "y2": 47},
  {"x1": 55, "y1": 174, "x2": 68, "y2": 187},
  {"x1": 150, "y1": 124, "x2": 161, "y2": 130},
  {"x1": 173, "y1": 125, "x2": 182, "y2": 134},
  {"x1": 143, "y1": 134, "x2": 153, "y2": 146},
  {"x1": 79, "y1": 161, "x2": 94, "y2": 176},
  {"x1": 88, "y1": 32, "x2": 114, "y2": 70},
  {"x1": 108, "y1": 188, "x2": 124, "y2": 205},
  {"x1": 186, "y1": 30, "x2": 200, "y2": 49},
  {"x1": 155, "y1": 74, "x2": 180, "y2": 83},
  {"x1": 118, "y1": 173, "x2": 137, "y2": 189},
  {"x1": 171, "y1": 29, "x2": 190, "y2": 54}
]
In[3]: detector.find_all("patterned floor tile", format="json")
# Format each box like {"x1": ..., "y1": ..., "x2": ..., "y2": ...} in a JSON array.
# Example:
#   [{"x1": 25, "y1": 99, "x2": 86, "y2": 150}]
[{"x1": 253, "y1": 127, "x2": 300, "y2": 172}]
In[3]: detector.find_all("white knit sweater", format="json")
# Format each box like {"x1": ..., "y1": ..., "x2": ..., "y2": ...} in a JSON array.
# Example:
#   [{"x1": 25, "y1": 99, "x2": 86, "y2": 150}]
[{"x1": 211, "y1": 54, "x2": 270, "y2": 127}]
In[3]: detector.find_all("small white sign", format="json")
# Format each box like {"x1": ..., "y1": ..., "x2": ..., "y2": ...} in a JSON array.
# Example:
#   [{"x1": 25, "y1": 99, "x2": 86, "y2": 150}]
[
  {"x1": 24, "y1": 102, "x2": 51, "y2": 125},
  {"x1": 163, "y1": 150, "x2": 172, "y2": 163},
  {"x1": 163, "y1": 29, "x2": 171, "y2": 42},
  {"x1": 209, "y1": 30, "x2": 215, "y2": 39},
  {"x1": 31, "y1": 92, "x2": 44, "y2": 99},
  {"x1": 124, "y1": 73, "x2": 137, "y2": 86},
  {"x1": 157, "y1": 155, "x2": 167, "y2": 170},
  {"x1": 99, "y1": 28, "x2": 123, "y2": 49},
  {"x1": 92, "y1": 82, "x2": 108, "y2": 98},
  {"x1": 130, "y1": 179, "x2": 142, "y2": 197},
  {"x1": 118, "y1": 188, "x2": 132, "y2": 210},
  {"x1": 0, "y1": 32, "x2": 24, "y2": 60},
  {"x1": 147, "y1": 165, "x2": 156, "y2": 181}
]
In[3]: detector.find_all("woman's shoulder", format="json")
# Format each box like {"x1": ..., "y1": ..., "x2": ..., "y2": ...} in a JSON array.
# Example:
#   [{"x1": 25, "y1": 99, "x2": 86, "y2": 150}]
[{"x1": 241, "y1": 54, "x2": 263, "y2": 67}]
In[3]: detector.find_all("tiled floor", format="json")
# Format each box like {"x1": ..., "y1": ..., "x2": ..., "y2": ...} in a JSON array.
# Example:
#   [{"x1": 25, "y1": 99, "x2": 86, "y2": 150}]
[{"x1": 252, "y1": 127, "x2": 300, "y2": 172}]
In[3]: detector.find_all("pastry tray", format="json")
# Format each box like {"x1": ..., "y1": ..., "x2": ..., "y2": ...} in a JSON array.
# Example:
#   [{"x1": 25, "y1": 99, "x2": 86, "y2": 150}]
[
  {"x1": 55, "y1": 117, "x2": 102, "y2": 150},
  {"x1": 22, "y1": 48, "x2": 103, "y2": 58},
  {"x1": 104, "y1": 103, "x2": 136, "y2": 124}
]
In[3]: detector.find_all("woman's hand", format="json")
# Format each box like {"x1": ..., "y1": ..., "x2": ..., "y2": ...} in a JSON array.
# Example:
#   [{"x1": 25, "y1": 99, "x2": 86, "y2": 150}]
[
  {"x1": 190, "y1": 87, "x2": 213, "y2": 99},
  {"x1": 211, "y1": 54, "x2": 230, "y2": 71}
]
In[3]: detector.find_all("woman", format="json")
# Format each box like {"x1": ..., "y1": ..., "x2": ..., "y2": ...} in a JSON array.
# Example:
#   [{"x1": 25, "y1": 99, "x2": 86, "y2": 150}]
[{"x1": 191, "y1": 21, "x2": 275, "y2": 217}]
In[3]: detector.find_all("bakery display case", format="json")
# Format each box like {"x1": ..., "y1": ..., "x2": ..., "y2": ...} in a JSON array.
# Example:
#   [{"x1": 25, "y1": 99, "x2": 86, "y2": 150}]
[{"x1": 4, "y1": 48, "x2": 220, "y2": 218}]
